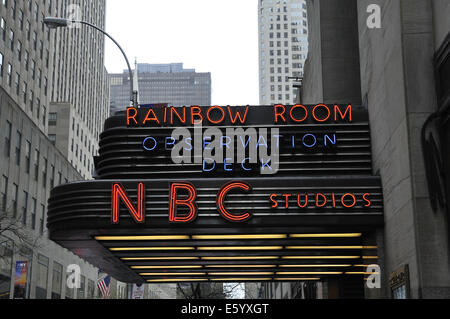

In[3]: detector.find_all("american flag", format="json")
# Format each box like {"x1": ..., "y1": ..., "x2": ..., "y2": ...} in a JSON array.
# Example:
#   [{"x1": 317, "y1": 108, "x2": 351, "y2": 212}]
[{"x1": 97, "y1": 275, "x2": 111, "y2": 298}]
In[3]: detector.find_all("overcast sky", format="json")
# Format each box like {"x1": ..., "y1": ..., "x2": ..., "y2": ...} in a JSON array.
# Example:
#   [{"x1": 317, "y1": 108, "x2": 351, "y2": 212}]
[{"x1": 104, "y1": 0, "x2": 259, "y2": 106}]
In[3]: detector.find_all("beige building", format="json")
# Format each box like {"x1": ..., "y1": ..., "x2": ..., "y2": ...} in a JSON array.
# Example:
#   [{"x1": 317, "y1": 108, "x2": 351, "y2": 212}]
[
  {"x1": 47, "y1": 0, "x2": 109, "y2": 179},
  {"x1": 258, "y1": 0, "x2": 308, "y2": 105}
]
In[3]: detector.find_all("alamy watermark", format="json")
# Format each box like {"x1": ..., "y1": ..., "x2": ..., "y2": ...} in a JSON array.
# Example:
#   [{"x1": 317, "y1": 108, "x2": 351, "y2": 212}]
[
  {"x1": 367, "y1": 4, "x2": 381, "y2": 29},
  {"x1": 66, "y1": 264, "x2": 81, "y2": 289},
  {"x1": 166, "y1": 124, "x2": 280, "y2": 175}
]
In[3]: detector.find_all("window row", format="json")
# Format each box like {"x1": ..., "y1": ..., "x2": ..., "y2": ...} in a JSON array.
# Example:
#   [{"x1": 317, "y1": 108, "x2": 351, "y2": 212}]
[{"x1": 3, "y1": 120, "x2": 67, "y2": 189}]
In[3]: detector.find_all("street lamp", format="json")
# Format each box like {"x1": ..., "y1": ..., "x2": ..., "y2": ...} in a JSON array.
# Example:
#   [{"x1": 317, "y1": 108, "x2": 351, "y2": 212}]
[{"x1": 43, "y1": 17, "x2": 138, "y2": 108}]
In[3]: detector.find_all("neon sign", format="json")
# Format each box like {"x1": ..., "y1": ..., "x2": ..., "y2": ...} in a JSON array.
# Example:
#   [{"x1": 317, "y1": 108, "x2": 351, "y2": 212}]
[
  {"x1": 110, "y1": 181, "x2": 372, "y2": 224},
  {"x1": 126, "y1": 104, "x2": 352, "y2": 126}
]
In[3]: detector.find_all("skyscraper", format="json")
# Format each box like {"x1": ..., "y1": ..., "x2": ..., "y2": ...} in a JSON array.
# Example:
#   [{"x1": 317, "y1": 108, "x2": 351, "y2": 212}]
[
  {"x1": 0, "y1": 0, "x2": 108, "y2": 299},
  {"x1": 258, "y1": 0, "x2": 308, "y2": 105},
  {"x1": 47, "y1": 0, "x2": 109, "y2": 179},
  {"x1": 109, "y1": 63, "x2": 211, "y2": 115}
]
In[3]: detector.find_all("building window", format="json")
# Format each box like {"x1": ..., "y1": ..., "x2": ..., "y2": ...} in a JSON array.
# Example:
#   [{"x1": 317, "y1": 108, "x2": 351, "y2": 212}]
[
  {"x1": 3, "y1": 120, "x2": 12, "y2": 159},
  {"x1": 50, "y1": 165, "x2": 55, "y2": 188},
  {"x1": 22, "y1": 191, "x2": 28, "y2": 225},
  {"x1": 18, "y1": 9, "x2": 23, "y2": 29},
  {"x1": 77, "y1": 275, "x2": 85, "y2": 299},
  {"x1": 32, "y1": 31, "x2": 37, "y2": 50},
  {"x1": 1, "y1": 175, "x2": 7, "y2": 211},
  {"x1": 15, "y1": 72, "x2": 20, "y2": 95},
  {"x1": 33, "y1": 2, "x2": 39, "y2": 21},
  {"x1": 51, "y1": 262, "x2": 63, "y2": 299},
  {"x1": 87, "y1": 279, "x2": 95, "y2": 299},
  {"x1": 11, "y1": 183, "x2": 17, "y2": 217},
  {"x1": 0, "y1": 18, "x2": 5, "y2": 41},
  {"x1": 48, "y1": 135, "x2": 56, "y2": 145},
  {"x1": 31, "y1": 60, "x2": 35, "y2": 79},
  {"x1": 48, "y1": 112, "x2": 57, "y2": 125},
  {"x1": 36, "y1": 98, "x2": 40, "y2": 119},
  {"x1": 22, "y1": 82, "x2": 27, "y2": 104},
  {"x1": 44, "y1": 77, "x2": 48, "y2": 95},
  {"x1": 37, "y1": 69, "x2": 41, "y2": 88},
  {"x1": 29, "y1": 90, "x2": 34, "y2": 112},
  {"x1": 10, "y1": 0, "x2": 15, "y2": 18},
  {"x1": 15, "y1": 130, "x2": 21, "y2": 166},
  {"x1": 0, "y1": 51, "x2": 3, "y2": 77},
  {"x1": 24, "y1": 50, "x2": 29, "y2": 70},
  {"x1": 7, "y1": 63, "x2": 12, "y2": 86},
  {"x1": 39, "y1": 204, "x2": 45, "y2": 235},
  {"x1": 34, "y1": 149, "x2": 39, "y2": 181},
  {"x1": 42, "y1": 158, "x2": 47, "y2": 188},
  {"x1": 25, "y1": 140, "x2": 31, "y2": 174},
  {"x1": 31, "y1": 197, "x2": 36, "y2": 229},
  {"x1": 35, "y1": 254, "x2": 49, "y2": 299},
  {"x1": 16, "y1": 40, "x2": 21, "y2": 61},
  {"x1": 8, "y1": 29, "x2": 14, "y2": 50},
  {"x1": 42, "y1": 105, "x2": 46, "y2": 127}
]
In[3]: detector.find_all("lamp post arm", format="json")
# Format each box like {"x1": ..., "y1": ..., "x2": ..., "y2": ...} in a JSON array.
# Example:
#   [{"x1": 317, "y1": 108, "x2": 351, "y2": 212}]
[{"x1": 73, "y1": 20, "x2": 136, "y2": 107}]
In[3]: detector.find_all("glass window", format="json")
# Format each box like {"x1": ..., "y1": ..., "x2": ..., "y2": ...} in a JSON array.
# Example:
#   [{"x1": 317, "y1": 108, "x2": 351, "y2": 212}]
[
  {"x1": 34, "y1": 148, "x2": 39, "y2": 181},
  {"x1": 51, "y1": 262, "x2": 62, "y2": 299},
  {"x1": 10, "y1": 0, "x2": 15, "y2": 19},
  {"x1": 42, "y1": 105, "x2": 46, "y2": 127},
  {"x1": 24, "y1": 50, "x2": 29, "y2": 70},
  {"x1": 87, "y1": 279, "x2": 95, "y2": 299},
  {"x1": 0, "y1": 51, "x2": 3, "y2": 77},
  {"x1": 31, "y1": 198, "x2": 36, "y2": 229},
  {"x1": 18, "y1": 9, "x2": 23, "y2": 29},
  {"x1": 22, "y1": 191, "x2": 28, "y2": 225},
  {"x1": 8, "y1": 29, "x2": 14, "y2": 49},
  {"x1": 15, "y1": 72, "x2": 20, "y2": 95},
  {"x1": 29, "y1": 90, "x2": 33, "y2": 112},
  {"x1": 25, "y1": 140, "x2": 31, "y2": 173},
  {"x1": 6, "y1": 63, "x2": 12, "y2": 86},
  {"x1": 48, "y1": 112, "x2": 57, "y2": 125},
  {"x1": 11, "y1": 183, "x2": 17, "y2": 217},
  {"x1": 0, "y1": 18, "x2": 5, "y2": 41},
  {"x1": 1, "y1": 175, "x2": 7, "y2": 211},
  {"x1": 39, "y1": 204, "x2": 45, "y2": 235},
  {"x1": 16, "y1": 40, "x2": 21, "y2": 60},
  {"x1": 77, "y1": 275, "x2": 85, "y2": 299},
  {"x1": 42, "y1": 158, "x2": 47, "y2": 188},
  {"x1": 48, "y1": 135, "x2": 56, "y2": 145},
  {"x1": 35, "y1": 254, "x2": 49, "y2": 299},
  {"x1": 15, "y1": 130, "x2": 21, "y2": 166}
]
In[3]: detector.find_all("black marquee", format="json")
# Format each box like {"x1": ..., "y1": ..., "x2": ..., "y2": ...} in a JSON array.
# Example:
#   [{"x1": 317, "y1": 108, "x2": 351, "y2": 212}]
[{"x1": 48, "y1": 105, "x2": 383, "y2": 284}]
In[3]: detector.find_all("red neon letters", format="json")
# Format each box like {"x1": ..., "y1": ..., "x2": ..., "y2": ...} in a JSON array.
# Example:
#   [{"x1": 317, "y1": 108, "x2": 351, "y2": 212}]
[
  {"x1": 110, "y1": 182, "x2": 369, "y2": 224},
  {"x1": 169, "y1": 182, "x2": 198, "y2": 223},
  {"x1": 111, "y1": 182, "x2": 145, "y2": 224},
  {"x1": 217, "y1": 182, "x2": 252, "y2": 222},
  {"x1": 110, "y1": 181, "x2": 253, "y2": 224},
  {"x1": 274, "y1": 104, "x2": 352, "y2": 123},
  {"x1": 269, "y1": 192, "x2": 372, "y2": 209}
]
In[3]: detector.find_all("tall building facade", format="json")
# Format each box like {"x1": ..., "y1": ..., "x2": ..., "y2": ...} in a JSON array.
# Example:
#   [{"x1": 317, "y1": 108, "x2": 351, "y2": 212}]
[
  {"x1": 47, "y1": 0, "x2": 109, "y2": 179},
  {"x1": 301, "y1": 0, "x2": 450, "y2": 298},
  {"x1": 109, "y1": 63, "x2": 211, "y2": 115},
  {"x1": 0, "y1": 0, "x2": 110, "y2": 299},
  {"x1": 258, "y1": 0, "x2": 308, "y2": 105}
]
